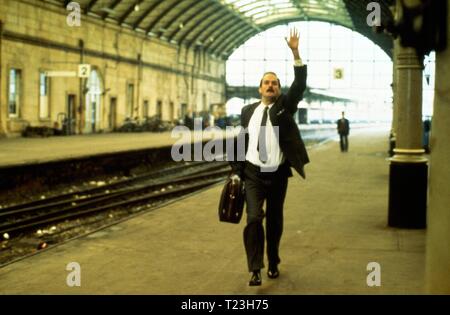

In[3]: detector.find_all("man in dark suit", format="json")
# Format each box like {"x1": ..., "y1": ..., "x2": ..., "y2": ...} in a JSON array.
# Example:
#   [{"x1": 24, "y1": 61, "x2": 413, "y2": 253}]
[
  {"x1": 337, "y1": 111, "x2": 350, "y2": 152},
  {"x1": 229, "y1": 28, "x2": 309, "y2": 286}
]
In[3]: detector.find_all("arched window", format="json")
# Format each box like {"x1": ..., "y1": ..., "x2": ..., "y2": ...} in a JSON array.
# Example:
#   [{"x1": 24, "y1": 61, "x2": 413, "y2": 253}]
[
  {"x1": 85, "y1": 69, "x2": 102, "y2": 133},
  {"x1": 226, "y1": 21, "x2": 396, "y2": 123}
]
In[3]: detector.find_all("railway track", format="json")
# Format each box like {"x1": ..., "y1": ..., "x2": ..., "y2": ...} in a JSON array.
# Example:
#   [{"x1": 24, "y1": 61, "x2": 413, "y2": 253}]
[
  {"x1": 0, "y1": 160, "x2": 231, "y2": 237},
  {"x1": 0, "y1": 136, "x2": 334, "y2": 266},
  {"x1": 0, "y1": 135, "x2": 334, "y2": 241}
]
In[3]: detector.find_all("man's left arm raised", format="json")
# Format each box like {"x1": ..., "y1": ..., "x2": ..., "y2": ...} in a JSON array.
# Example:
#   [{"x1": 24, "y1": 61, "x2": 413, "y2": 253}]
[{"x1": 285, "y1": 28, "x2": 307, "y2": 113}]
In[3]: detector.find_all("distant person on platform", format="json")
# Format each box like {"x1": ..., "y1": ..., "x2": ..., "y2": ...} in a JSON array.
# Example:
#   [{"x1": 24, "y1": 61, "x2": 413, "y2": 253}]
[{"x1": 337, "y1": 111, "x2": 350, "y2": 152}]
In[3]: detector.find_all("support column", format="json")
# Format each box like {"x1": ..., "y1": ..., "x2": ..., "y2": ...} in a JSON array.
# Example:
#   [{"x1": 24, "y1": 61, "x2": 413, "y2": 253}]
[
  {"x1": 425, "y1": 0, "x2": 450, "y2": 294},
  {"x1": 0, "y1": 20, "x2": 4, "y2": 136},
  {"x1": 78, "y1": 39, "x2": 85, "y2": 134},
  {"x1": 391, "y1": 40, "x2": 399, "y2": 136},
  {"x1": 389, "y1": 39, "x2": 400, "y2": 156},
  {"x1": 388, "y1": 1, "x2": 427, "y2": 228}
]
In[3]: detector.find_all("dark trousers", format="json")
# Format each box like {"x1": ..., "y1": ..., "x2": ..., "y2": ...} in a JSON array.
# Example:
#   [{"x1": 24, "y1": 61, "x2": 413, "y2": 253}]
[
  {"x1": 339, "y1": 134, "x2": 349, "y2": 152},
  {"x1": 243, "y1": 162, "x2": 289, "y2": 272}
]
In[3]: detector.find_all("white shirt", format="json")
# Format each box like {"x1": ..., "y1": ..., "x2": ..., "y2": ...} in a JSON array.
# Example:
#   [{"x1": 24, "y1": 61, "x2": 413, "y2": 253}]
[
  {"x1": 245, "y1": 60, "x2": 304, "y2": 170},
  {"x1": 294, "y1": 58, "x2": 303, "y2": 67},
  {"x1": 246, "y1": 103, "x2": 285, "y2": 169}
]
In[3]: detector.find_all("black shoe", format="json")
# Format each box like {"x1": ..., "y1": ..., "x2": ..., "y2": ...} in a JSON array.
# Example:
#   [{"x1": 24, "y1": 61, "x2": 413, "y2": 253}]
[
  {"x1": 267, "y1": 265, "x2": 279, "y2": 279},
  {"x1": 249, "y1": 270, "x2": 262, "y2": 286}
]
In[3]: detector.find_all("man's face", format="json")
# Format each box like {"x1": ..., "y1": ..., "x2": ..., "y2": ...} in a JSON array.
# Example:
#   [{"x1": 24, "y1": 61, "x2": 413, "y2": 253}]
[{"x1": 259, "y1": 73, "x2": 281, "y2": 102}]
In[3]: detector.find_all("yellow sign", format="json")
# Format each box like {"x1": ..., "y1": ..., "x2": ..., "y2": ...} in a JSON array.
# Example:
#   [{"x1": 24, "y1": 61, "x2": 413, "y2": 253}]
[
  {"x1": 334, "y1": 68, "x2": 344, "y2": 80},
  {"x1": 78, "y1": 64, "x2": 91, "y2": 78}
]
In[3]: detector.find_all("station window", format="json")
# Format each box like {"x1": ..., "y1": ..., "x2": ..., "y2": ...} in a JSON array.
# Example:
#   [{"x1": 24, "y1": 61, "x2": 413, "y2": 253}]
[
  {"x1": 8, "y1": 68, "x2": 21, "y2": 117},
  {"x1": 203, "y1": 93, "x2": 207, "y2": 111},
  {"x1": 156, "y1": 100, "x2": 162, "y2": 119},
  {"x1": 39, "y1": 72, "x2": 50, "y2": 119},
  {"x1": 126, "y1": 83, "x2": 134, "y2": 118},
  {"x1": 143, "y1": 100, "x2": 149, "y2": 118},
  {"x1": 226, "y1": 21, "x2": 395, "y2": 122},
  {"x1": 170, "y1": 102, "x2": 174, "y2": 121},
  {"x1": 180, "y1": 103, "x2": 187, "y2": 118}
]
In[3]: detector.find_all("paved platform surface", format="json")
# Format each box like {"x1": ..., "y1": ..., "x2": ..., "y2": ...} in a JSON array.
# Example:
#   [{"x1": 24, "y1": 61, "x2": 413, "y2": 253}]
[{"x1": 0, "y1": 126, "x2": 425, "y2": 294}]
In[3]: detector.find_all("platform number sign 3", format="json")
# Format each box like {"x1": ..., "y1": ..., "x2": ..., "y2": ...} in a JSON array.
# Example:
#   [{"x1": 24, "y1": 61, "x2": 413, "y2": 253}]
[
  {"x1": 334, "y1": 68, "x2": 344, "y2": 80},
  {"x1": 78, "y1": 64, "x2": 91, "y2": 78}
]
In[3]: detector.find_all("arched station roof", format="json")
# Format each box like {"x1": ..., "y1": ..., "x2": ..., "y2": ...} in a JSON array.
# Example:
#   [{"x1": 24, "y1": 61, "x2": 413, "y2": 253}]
[{"x1": 54, "y1": 0, "x2": 394, "y2": 58}]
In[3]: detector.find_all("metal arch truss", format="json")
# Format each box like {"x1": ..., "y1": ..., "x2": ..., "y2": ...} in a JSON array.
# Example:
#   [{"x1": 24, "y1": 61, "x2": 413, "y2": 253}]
[{"x1": 54, "y1": 0, "x2": 393, "y2": 59}]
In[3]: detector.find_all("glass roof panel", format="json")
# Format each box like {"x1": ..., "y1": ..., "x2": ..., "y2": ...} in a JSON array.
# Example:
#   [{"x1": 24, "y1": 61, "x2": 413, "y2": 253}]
[
  {"x1": 223, "y1": 0, "x2": 353, "y2": 28},
  {"x1": 244, "y1": 6, "x2": 272, "y2": 17},
  {"x1": 253, "y1": 9, "x2": 301, "y2": 24},
  {"x1": 239, "y1": 1, "x2": 270, "y2": 11}
]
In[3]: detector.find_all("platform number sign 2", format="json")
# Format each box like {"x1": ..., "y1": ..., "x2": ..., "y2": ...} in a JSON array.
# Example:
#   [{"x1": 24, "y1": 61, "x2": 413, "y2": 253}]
[{"x1": 78, "y1": 64, "x2": 91, "y2": 78}]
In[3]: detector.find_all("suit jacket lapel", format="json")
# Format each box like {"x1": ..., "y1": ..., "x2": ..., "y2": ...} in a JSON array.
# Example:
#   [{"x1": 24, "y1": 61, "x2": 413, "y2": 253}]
[
  {"x1": 244, "y1": 95, "x2": 283, "y2": 127},
  {"x1": 269, "y1": 95, "x2": 283, "y2": 125},
  {"x1": 243, "y1": 103, "x2": 259, "y2": 127}
]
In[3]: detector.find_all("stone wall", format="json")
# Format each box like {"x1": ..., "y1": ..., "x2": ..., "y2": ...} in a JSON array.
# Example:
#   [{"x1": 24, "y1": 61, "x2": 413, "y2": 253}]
[{"x1": 0, "y1": 0, "x2": 226, "y2": 135}]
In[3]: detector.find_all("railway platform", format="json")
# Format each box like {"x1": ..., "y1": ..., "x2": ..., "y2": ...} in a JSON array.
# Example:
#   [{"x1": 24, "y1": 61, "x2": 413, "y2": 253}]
[
  {"x1": 0, "y1": 125, "x2": 425, "y2": 294},
  {"x1": 0, "y1": 129, "x2": 229, "y2": 168},
  {"x1": 0, "y1": 124, "x2": 343, "y2": 168}
]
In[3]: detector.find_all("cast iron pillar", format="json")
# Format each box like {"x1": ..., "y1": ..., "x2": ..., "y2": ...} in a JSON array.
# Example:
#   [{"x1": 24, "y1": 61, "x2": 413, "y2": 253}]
[{"x1": 388, "y1": 36, "x2": 428, "y2": 228}]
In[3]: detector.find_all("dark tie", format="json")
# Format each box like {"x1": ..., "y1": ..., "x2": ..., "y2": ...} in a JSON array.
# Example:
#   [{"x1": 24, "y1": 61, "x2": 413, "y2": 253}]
[{"x1": 257, "y1": 106, "x2": 269, "y2": 163}]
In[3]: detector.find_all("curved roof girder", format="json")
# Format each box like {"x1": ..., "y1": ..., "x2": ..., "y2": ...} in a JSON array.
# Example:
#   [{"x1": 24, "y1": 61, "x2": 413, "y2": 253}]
[
  {"x1": 186, "y1": 11, "x2": 242, "y2": 50},
  {"x1": 53, "y1": 0, "x2": 393, "y2": 60},
  {"x1": 176, "y1": 2, "x2": 226, "y2": 46},
  {"x1": 224, "y1": 0, "x2": 352, "y2": 26},
  {"x1": 213, "y1": 28, "x2": 256, "y2": 57},
  {"x1": 118, "y1": 1, "x2": 142, "y2": 25},
  {"x1": 144, "y1": 0, "x2": 187, "y2": 35},
  {"x1": 85, "y1": 0, "x2": 99, "y2": 14},
  {"x1": 132, "y1": 0, "x2": 165, "y2": 29},
  {"x1": 152, "y1": 0, "x2": 203, "y2": 39},
  {"x1": 206, "y1": 18, "x2": 259, "y2": 52},
  {"x1": 100, "y1": 0, "x2": 123, "y2": 20},
  {"x1": 217, "y1": 14, "x2": 393, "y2": 59},
  {"x1": 216, "y1": 17, "x2": 346, "y2": 58},
  {"x1": 342, "y1": 0, "x2": 393, "y2": 58},
  {"x1": 193, "y1": 13, "x2": 241, "y2": 47},
  {"x1": 168, "y1": 1, "x2": 220, "y2": 43}
]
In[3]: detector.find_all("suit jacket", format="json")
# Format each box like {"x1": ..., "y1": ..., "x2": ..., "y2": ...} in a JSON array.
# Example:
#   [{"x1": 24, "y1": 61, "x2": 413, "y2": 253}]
[
  {"x1": 230, "y1": 65, "x2": 310, "y2": 179},
  {"x1": 337, "y1": 118, "x2": 350, "y2": 135}
]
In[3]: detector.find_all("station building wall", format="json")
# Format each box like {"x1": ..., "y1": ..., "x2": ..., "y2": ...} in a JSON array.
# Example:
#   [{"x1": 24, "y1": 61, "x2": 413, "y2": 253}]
[{"x1": 0, "y1": 0, "x2": 226, "y2": 135}]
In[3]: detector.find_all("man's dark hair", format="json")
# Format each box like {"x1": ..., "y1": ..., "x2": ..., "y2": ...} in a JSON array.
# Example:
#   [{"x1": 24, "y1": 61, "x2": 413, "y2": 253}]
[{"x1": 259, "y1": 72, "x2": 281, "y2": 87}]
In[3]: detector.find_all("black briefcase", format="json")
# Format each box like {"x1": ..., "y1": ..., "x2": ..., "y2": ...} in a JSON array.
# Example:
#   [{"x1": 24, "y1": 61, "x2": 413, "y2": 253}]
[{"x1": 218, "y1": 175, "x2": 245, "y2": 224}]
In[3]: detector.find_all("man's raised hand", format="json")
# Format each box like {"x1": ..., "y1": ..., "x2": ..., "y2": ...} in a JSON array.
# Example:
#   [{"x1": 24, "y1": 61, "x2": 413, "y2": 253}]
[{"x1": 285, "y1": 28, "x2": 299, "y2": 51}]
